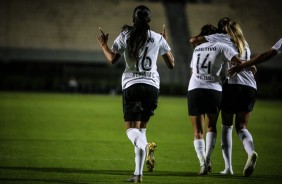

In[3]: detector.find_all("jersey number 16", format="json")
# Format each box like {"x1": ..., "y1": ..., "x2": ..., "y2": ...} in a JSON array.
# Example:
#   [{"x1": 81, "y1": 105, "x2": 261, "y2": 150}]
[{"x1": 137, "y1": 47, "x2": 152, "y2": 71}]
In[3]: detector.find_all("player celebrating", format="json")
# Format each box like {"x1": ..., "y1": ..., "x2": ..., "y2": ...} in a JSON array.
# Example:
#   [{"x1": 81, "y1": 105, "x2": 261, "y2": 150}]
[
  {"x1": 213, "y1": 18, "x2": 258, "y2": 177},
  {"x1": 97, "y1": 5, "x2": 174, "y2": 183},
  {"x1": 191, "y1": 17, "x2": 259, "y2": 177},
  {"x1": 187, "y1": 24, "x2": 243, "y2": 175}
]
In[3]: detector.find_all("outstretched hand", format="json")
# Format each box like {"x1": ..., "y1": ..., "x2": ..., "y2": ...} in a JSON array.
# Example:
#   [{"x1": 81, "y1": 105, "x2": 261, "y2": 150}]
[{"x1": 97, "y1": 27, "x2": 109, "y2": 47}]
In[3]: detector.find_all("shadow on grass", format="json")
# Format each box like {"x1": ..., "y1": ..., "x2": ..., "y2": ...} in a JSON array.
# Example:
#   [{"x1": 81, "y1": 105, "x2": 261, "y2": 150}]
[
  {"x1": 0, "y1": 166, "x2": 282, "y2": 183},
  {"x1": 0, "y1": 178, "x2": 84, "y2": 184},
  {"x1": 0, "y1": 166, "x2": 193, "y2": 176},
  {"x1": 206, "y1": 173, "x2": 282, "y2": 183}
]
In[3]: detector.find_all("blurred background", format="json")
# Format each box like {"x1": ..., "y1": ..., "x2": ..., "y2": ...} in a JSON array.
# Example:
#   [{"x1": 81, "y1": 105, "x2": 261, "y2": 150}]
[{"x1": 0, "y1": 0, "x2": 281, "y2": 98}]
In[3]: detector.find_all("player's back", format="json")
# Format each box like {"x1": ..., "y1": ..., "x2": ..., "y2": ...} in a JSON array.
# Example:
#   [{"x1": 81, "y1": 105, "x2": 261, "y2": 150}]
[{"x1": 191, "y1": 42, "x2": 230, "y2": 78}]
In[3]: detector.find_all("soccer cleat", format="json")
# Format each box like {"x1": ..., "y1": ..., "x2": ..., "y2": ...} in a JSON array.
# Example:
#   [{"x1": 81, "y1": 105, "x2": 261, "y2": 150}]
[
  {"x1": 198, "y1": 157, "x2": 208, "y2": 175},
  {"x1": 199, "y1": 163, "x2": 208, "y2": 175},
  {"x1": 126, "y1": 175, "x2": 142, "y2": 183},
  {"x1": 146, "y1": 142, "x2": 157, "y2": 172},
  {"x1": 207, "y1": 159, "x2": 212, "y2": 173},
  {"x1": 243, "y1": 151, "x2": 258, "y2": 177},
  {"x1": 206, "y1": 158, "x2": 212, "y2": 173},
  {"x1": 220, "y1": 168, "x2": 234, "y2": 175}
]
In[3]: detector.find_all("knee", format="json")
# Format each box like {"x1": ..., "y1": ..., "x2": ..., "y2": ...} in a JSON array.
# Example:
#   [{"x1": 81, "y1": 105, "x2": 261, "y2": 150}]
[
  {"x1": 194, "y1": 132, "x2": 204, "y2": 139},
  {"x1": 235, "y1": 123, "x2": 247, "y2": 133},
  {"x1": 207, "y1": 127, "x2": 217, "y2": 133}
]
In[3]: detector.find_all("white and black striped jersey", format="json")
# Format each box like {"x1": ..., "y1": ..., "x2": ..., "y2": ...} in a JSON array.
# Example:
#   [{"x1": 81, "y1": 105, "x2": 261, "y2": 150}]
[
  {"x1": 205, "y1": 33, "x2": 257, "y2": 89},
  {"x1": 112, "y1": 30, "x2": 171, "y2": 90},
  {"x1": 272, "y1": 38, "x2": 282, "y2": 52},
  {"x1": 188, "y1": 42, "x2": 238, "y2": 91}
]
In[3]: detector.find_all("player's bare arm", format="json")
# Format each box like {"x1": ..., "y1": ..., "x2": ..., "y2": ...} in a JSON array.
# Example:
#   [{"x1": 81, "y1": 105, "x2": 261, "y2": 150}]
[
  {"x1": 160, "y1": 24, "x2": 174, "y2": 69},
  {"x1": 189, "y1": 36, "x2": 207, "y2": 47},
  {"x1": 97, "y1": 27, "x2": 120, "y2": 64},
  {"x1": 228, "y1": 49, "x2": 278, "y2": 76},
  {"x1": 231, "y1": 55, "x2": 243, "y2": 65},
  {"x1": 161, "y1": 24, "x2": 167, "y2": 40},
  {"x1": 227, "y1": 55, "x2": 244, "y2": 76},
  {"x1": 228, "y1": 37, "x2": 282, "y2": 76},
  {"x1": 162, "y1": 51, "x2": 174, "y2": 69}
]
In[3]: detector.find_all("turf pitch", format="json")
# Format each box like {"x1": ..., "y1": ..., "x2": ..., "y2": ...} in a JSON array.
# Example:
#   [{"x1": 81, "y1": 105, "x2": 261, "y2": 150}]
[{"x1": 0, "y1": 92, "x2": 281, "y2": 183}]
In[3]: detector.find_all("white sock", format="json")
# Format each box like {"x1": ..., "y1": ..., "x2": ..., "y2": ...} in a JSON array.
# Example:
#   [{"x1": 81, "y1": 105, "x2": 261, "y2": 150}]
[
  {"x1": 126, "y1": 128, "x2": 147, "y2": 151},
  {"x1": 134, "y1": 128, "x2": 147, "y2": 176},
  {"x1": 221, "y1": 125, "x2": 233, "y2": 170},
  {"x1": 205, "y1": 132, "x2": 216, "y2": 163},
  {"x1": 140, "y1": 128, "x2": 147, "y2": 142},
  {"x1": 238, "y1": 128, "x2": 254, "y2": 156},
  {"x1": 194, "y1": 139, "x2": 206, "y2": 166}
]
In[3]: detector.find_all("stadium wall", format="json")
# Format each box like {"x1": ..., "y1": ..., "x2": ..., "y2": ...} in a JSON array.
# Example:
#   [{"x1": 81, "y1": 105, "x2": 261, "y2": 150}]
[{"x1": 0, "y1": 0, "x2": 281, "y2": 97}]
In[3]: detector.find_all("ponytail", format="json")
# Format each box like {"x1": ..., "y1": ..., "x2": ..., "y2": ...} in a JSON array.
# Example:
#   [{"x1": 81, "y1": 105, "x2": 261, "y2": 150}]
[
  {"x1": 224, "y1": 20, "x2": 247, "y2": 57},
  {"x1": 123, "y1": 5, "x2": 151, "y2": 59}
]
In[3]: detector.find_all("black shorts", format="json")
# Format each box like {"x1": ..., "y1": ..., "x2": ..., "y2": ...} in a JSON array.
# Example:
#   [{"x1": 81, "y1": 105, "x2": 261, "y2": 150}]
[
  {"x1": 122, "y1": 84, "x2": 159, "y2": 122},
  {"x1": 221, "y1": 83, "x2": 257, "y2": 113},
  {"x1": 187, "y1": 88, "x2": 222, "y2": 116}
]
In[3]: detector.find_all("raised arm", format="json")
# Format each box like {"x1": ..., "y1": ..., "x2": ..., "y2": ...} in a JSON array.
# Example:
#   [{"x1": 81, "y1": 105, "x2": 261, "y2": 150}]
[
  {"x1": 161, "y1": 24, "x2": 174, "y2": 69},
  {"x1": 228, "y1": 38, "x2": 281, "y2": 76},
  {"x1": 228, "y1": 49, "x2": 278, "y2": 76},
  {"x1": 96, "y1": 27, "x2": 121, "y2": 64},
  {"x1": 243, "y1": 49, "x2": 278, "y2": 68}
]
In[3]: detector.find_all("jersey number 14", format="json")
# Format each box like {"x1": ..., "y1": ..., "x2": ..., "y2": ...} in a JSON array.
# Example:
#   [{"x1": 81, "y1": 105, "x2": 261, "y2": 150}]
[{"x1": 196, "y1": 53, "x2": 211, "y2": 74}]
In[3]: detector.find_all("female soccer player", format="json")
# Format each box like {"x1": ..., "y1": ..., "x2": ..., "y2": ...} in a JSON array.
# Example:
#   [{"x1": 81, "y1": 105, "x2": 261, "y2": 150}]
[
  {"x1": 97, "y1": 5, "x2": 174, "y2": 182},
  {"x1": 191, "y1": 17, "x2": 259, "y2": 177},
  {"x1": 187, "y1": 24, "x2": 242, "y2": 175},
  {"x1": 228, "y1": 37, "x2": 282, "y2": 75}
]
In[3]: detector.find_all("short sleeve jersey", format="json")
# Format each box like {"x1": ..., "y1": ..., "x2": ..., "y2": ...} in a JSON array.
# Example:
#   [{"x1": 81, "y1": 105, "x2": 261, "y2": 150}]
[
  {"x1": 188, "y1": 42, "x2": 238, "y2": 91},
  {"x1": 205, "y1": 33, "x2": 257, "y2": 89},
  {"x1": 111, "y1": 30, "x2": 171, "y2": 90}
]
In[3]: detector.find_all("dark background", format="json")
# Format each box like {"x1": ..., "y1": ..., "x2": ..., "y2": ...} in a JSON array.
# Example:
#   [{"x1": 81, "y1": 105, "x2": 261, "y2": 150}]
[{"x1": 0, "y1": 0, "x2": 282, "y2": 98}]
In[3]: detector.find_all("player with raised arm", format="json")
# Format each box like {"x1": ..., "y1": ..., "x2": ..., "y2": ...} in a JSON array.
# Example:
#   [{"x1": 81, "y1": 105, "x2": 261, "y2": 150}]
[
  {"x1": 187, "y1": 24, "x2": 243, "y2": 175},
  {"x1": 97, "y1": 5, "x2": 174, "y2": 183},
  {"x1": 228, "y1": 37, "x2": 282, "y2": 76}
]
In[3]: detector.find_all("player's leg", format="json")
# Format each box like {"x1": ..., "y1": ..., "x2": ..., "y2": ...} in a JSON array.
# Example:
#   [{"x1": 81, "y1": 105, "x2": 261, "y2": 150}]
[
  {"x1": 236, "y1": 112, "x2": 258, "y2": 177},
  {"x1": 135, "y1": 125, "x2": 147, "y2": 176},
  {"x1": 139, "y1": 123, "x2": 157, "y2": 174},
  {"x1": 126, "y1": 121, "x2": 148, "y2": 151},
  {"x1": 204, "y1": 89, "x2": 221, "y2": 173},
  {"x1": 235, "y1": 85, "x2": 257, "y2": 177},
  {"x1": 191, "y1": 115, "x2": 207, "y2": 175},
  {"x1": 188, "y1": 89, "x2": 209, "y2": 175},
  {"x1": 140, "y1": 84, "x2": 159, "y2": 173},
  {"x1": 220, "y1": 82, "x2": 236, "y2": 175},
  {"x1": 126, "y1": 121, "x2": 145, "y2": 183},
  {"x1": 220, "y1": 110, "x2": 234, "y2": 175},
  {"x1": 123, "y1": 84, "x2": 149, "y2": 151},
  {"x1": 127, "y1": 123, "x2": 147, "y2": 183},
  {"x1": 123, "y1": 85, "x2": 148, "y2": 182},
  {"x1": 206, "y1": 113, "x2": 219, "y2": 173}
]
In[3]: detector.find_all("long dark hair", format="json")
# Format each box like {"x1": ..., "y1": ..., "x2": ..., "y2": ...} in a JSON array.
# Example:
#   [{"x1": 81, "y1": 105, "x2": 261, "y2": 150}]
[
  {"x1": 218, "y1": 17, "x2": 230, "y2": 34},
  {"x1": 122, "y1": 5, "x2": 151, "y2": 59},
  {"x1": 198, "y1": 24, "x2": 218, "y2": 37}
]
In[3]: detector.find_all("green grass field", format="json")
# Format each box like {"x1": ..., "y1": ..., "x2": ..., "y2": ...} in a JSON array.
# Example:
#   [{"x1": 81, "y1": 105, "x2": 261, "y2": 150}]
[{"x1": 0, "y1": 92, "x2": 282, "y2": 184}]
